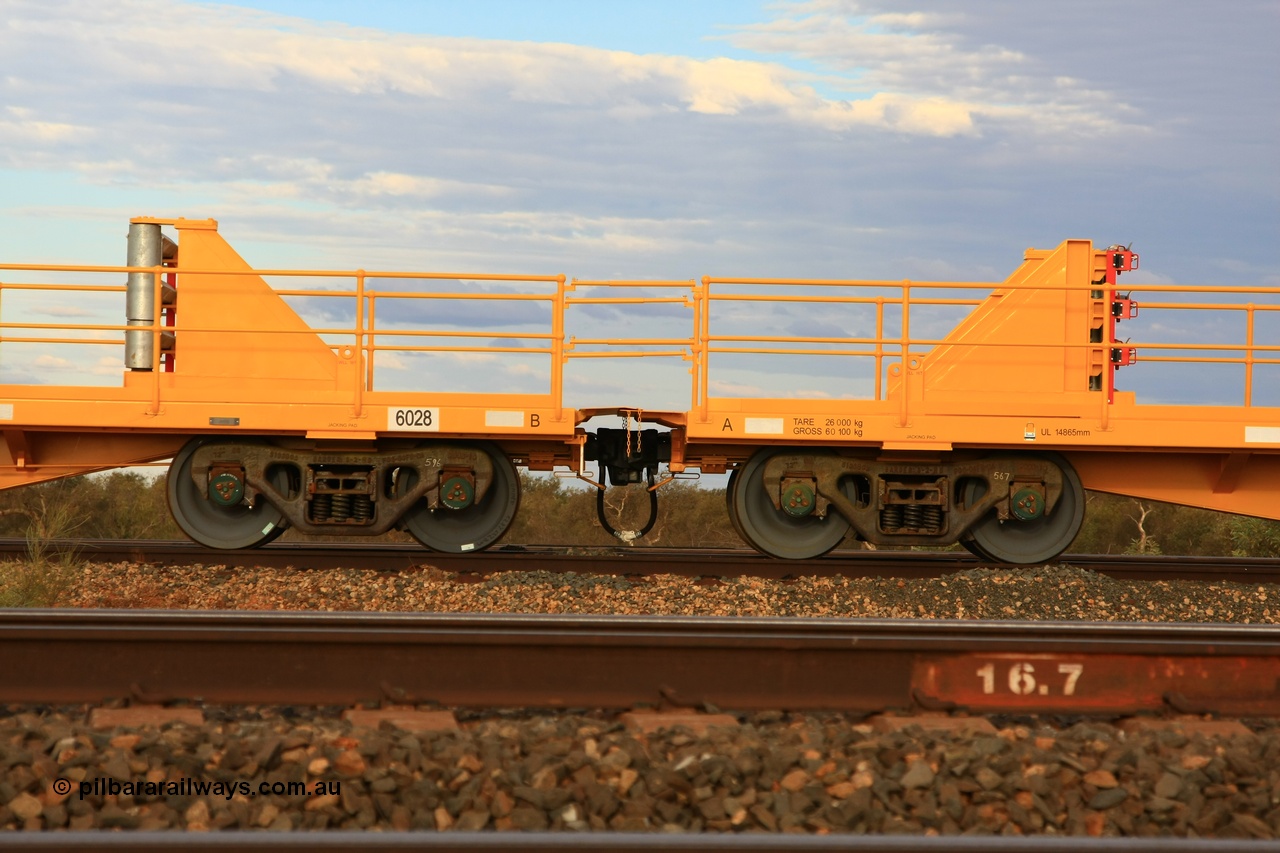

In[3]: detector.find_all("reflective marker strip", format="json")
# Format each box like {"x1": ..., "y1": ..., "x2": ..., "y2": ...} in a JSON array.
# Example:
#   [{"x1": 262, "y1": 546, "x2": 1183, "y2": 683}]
[
  {"x1": 1245, "y1": 426, "x2": 1280, "y2": 443},
  {"x1": 0, "y1": 404, "x2": 11, "y2": 420},
  {"x1": 744, "y1": 417, "x2": 784, "y2": 434},
  {"x1": 485, "y1": 411, "x2": 524, "y2": 428}
]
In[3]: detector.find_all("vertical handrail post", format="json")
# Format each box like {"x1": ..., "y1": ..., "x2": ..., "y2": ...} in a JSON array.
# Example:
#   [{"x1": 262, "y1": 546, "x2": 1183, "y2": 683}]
[
  {"x1": 366, "y1": 294, "x2": 378, "y2": 393},
  {"x1": 874, "y1": 296, "x2": 885, "y2": 401},
  {"x1": 1244, "y1": 304, "x2": 1255, "y2": 406},
  {"x1": 353, "y1": 270, "x2": 365, "y2": 418},
  {"x1": 552, "y1": 275, "x2": 566, "y2": 417},
  {"x1": 899, "y1": 281, "x2": 910, "y2": 426},
  {"x1": 698, "y1": 276, "x2": 711, "y2": 421}
]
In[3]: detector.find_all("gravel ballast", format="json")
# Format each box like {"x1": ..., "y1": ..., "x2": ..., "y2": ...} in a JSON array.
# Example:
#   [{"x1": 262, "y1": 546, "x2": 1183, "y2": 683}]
[
  {"x1": 57, "y1": 562, "x2": 1280, "y2": 624},
  {"x1": 3, "y1": 708, "x2": 1279, "y2": 837}
]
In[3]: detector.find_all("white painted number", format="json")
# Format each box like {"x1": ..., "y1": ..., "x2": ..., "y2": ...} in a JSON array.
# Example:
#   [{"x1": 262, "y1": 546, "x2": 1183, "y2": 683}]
[
  {"x1": 1058, "y1": 663, "x2": 1084, "y2": 695},
  {"x1": 975, "y1": 661, "x2": 1084, "y2": 697},
  {"x1": 1008, "y1": 662, "x2": 1037, "y2": 695},
  {"x1": 976, "y1": 663, "x2": 995, "y2": 694}
]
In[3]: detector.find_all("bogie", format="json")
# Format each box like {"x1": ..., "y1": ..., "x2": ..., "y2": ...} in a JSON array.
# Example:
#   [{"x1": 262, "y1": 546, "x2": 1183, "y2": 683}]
[
  {"x1": 729, "y1": 449, "x2": 1085, "y2": 565},
  {"x1": 167, "y1": 437, "x2": 520, "y2": 552}
]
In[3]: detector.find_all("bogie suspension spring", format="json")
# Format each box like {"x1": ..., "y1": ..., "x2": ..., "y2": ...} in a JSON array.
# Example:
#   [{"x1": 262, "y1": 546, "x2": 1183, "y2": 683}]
[
  {"x1": 309, "y1": 493, "x2": 375, "y2": 524},
  {"x1": 880, "y1": 502, "x2": 943, "y2": 534}
]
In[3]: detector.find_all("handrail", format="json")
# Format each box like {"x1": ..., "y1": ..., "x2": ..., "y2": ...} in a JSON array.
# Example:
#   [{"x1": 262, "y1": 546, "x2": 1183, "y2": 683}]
[
  {"x1": 0, "y1": 260, "x2": 564, "y2": 414},
  {"x1": 1, "y1": 254, "x2": 1276, "y2": 420},
  {"x1": 560, "y1": 280, "x2": 699, "y2": 377},
  {"x1": 691, "y1": 272, "x2": 1278, "y2": 416}
]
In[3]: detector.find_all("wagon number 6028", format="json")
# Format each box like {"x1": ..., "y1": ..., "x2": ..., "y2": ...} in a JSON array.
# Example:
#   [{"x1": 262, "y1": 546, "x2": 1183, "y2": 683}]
[
  {"x1": 389, "y1": 407, "x2": 440, "y2": 432},
  {"x1": 975, "y1": 661, "x2": 1084, "y2": 696}
]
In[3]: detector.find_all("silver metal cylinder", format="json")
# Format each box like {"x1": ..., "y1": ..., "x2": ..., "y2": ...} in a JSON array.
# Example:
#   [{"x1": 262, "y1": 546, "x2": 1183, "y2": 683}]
[{"x1": 125, "y1": 222, "x2": 162, "y2": 370}]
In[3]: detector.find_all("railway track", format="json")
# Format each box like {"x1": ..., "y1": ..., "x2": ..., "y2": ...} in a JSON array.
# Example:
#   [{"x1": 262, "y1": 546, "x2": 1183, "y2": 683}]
[
  {"x1": 3, "y1": 610, "x2": 1278, "y2": 715},
  {"x1": 7, "y1": 539, "x2": 1279, "y2": 583},
  {"x1": 3, "y1": 612, "x2": 1277, "y2": 846},
  {"x1": 5, "y1": 545, "x2": 1277, "y2": 845}
]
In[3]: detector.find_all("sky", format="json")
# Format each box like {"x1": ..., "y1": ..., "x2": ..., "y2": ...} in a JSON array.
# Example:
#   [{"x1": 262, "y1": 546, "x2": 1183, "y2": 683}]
[{"x1": 1, "y1": 0, "x2": 1277, "y2": 409}]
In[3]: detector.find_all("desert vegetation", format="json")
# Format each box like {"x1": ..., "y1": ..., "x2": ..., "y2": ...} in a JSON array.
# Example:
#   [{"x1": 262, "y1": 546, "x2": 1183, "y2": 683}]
[{"x1": 0, "y1": 471, "x2": 1275, "y2": 558}]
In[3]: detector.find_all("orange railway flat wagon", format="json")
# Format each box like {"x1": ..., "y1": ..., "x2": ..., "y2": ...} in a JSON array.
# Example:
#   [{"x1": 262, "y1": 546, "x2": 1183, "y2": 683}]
[{"x1": 0, "y1": 217, "x2": 1276, "y2": 562}]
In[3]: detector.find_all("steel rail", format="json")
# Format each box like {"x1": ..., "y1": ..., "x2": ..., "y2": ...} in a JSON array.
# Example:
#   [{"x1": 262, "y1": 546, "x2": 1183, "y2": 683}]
[
  {"x1": 2, "y1": 611, "x2": 1278, "y2": 715},
  {"x1": 7, "y1": 539, "x2": 1279, "y2": 583},
  {"x1": 0, "y1": 831, "x2": 1267, "y2": 852}
]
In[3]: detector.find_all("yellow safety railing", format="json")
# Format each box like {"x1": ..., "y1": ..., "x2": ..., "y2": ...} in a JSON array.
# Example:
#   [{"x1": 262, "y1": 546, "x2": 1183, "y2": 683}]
[
  {"x1": 2, "y1": 259, "x2": 1276, "y2": 425},
  {"x1": 1106, "y1": 287, "x2": 1280, "y2": 407},
  {"x1": 270, "y1": 269, "x2": 564, "y2": 417},
  {"x1": 696, "y1": 275, "x2": 991, "y2": 420},
  {"x1": 694, "y1": 275, "x2": 1280, "y2": 421},
  {"x1": 563, "y1": 278, "x2": 700, "y2": 411},
  {"x1": 0, "y1": 262, "x2": 565, "y2": 416}
]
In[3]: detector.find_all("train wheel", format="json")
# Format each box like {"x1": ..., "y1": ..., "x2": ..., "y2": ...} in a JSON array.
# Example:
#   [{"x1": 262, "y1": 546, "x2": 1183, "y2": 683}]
[
  {"x1": 729, "y1": 448, "x2": 852, "y2": 559},
  {"x1": 401, "y1": 442, "x2": 520, "y2": 553},
  {"x1": 724, "y1": 468, "x2": 749, "y2": 543},
  {"x1": 963, "y1": 454, "x2": 1084, "y2": 565},
  {"x1": 960, "y1": 538, "x2": 995, "y2": 561},
  {"x1": 167, "y1": 438, "x2": 290, "y2": 549}
]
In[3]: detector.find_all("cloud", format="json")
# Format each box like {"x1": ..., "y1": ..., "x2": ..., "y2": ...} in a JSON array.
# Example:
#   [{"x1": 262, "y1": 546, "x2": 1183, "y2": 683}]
[
  {"x1": 206, "y1": 159, "x2": 516, "y2": 206},
  {"x1": 0, "y1": 0, "x2": 1272, "y2": 325},
  {"x1": 708, "y1": 378, "x2": 764, "y2": 396},
  {"x1": 719, "y1": 0, "x2": 1141, "y2": 137},
  {"x1": 32, "y1": 354, "x2": 72, "y2": 368},
  {"x1": 367, "y1": 348, "x2": 552, "y2": 395},
  {"x1": 90, "y1": 355, "x2": 123, "y2": 375},
  {"x1": 0, "y1": 106, "x2": 83, "y2": 143},
  {"x1": 1, "y1": 0, "x2": 1137, "y2": 207},
  {"x1": 34, "y1": 304, "x2": 95, "y2": 318},
  {"x1": 301, "y1": 278, "x2": 557, "y2": 330}
]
